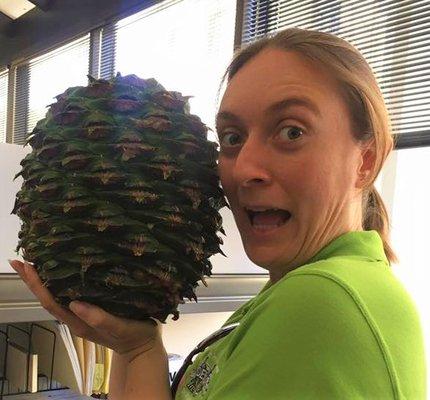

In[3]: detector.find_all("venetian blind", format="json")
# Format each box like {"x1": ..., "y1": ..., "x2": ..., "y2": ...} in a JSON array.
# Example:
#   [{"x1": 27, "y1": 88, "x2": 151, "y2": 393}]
[
  {"x1": 0, "y1": 69, "x2": 8, "y2": 143},
  {"x1": 13, "y1": 35, "x2": 90, "y2": 145},
  {"x1": 241, "y1": 0, "x2": 430, "y2": 149}
]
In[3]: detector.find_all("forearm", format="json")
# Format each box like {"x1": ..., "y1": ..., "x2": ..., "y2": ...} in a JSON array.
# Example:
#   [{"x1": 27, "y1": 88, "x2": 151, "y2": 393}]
[
  {"x1": 125, "y1": 344, "x2": 172, "y2": 400},
  {"x1": 109, "y1": 345, "x2": 172, "y2": 400},
  {"x1": 108, "y1": 351, "x2": 128, "y2": 399}
]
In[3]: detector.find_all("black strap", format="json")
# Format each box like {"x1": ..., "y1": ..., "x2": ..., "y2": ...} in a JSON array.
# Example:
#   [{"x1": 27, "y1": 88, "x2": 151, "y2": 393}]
[{"x1": 170, "y1": 322, "x2": 240, "y2": 397}]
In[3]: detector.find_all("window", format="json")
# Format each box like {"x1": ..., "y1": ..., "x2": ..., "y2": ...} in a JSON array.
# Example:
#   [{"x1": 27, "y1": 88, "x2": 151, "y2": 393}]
[
  {"x1": 0, "y1": 69, "x2": 8, "y2": 143},
  {"x1": 13, "y1": 35, "x2": 90, "y2": 144}
]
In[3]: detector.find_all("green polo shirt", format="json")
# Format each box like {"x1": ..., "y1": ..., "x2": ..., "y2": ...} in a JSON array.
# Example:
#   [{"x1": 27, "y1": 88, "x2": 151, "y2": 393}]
[{"x1": 174, "y1": 230, "x2": 427, "y2": 399}]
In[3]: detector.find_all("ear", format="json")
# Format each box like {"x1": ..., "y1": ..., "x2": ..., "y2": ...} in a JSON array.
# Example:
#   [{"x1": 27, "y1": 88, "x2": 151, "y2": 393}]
[{"x1": 355, "y1": 141, "x2": 376, "y2": 189}]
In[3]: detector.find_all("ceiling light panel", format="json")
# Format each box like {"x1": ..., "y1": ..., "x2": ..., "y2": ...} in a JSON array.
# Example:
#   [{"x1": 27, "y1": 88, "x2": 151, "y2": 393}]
[{"x1": 0, "y1": 0, "x2": 36, "y2": 20}]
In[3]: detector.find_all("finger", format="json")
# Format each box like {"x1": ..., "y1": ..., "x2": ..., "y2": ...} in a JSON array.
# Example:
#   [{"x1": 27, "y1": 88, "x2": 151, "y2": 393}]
[{"x1": 8, "y1": 259, "x2": 26, "y2": 274}]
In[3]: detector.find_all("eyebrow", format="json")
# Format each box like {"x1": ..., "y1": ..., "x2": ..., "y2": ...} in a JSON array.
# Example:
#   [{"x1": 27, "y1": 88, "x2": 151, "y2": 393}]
[{"x1": 215, "y1": 96, "x2": 321, "y2": 126}]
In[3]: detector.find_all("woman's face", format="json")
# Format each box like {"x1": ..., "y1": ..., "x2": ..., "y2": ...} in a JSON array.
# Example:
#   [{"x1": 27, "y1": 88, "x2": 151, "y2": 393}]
[{"x1": 216, "y1": 48, "x2": 374, "y2": 282}]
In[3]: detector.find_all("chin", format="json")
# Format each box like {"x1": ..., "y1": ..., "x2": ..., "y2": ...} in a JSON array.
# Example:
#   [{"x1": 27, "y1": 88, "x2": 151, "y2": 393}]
[{"x1": 243, "y1": 244, "x2": 286, "y2": 271}]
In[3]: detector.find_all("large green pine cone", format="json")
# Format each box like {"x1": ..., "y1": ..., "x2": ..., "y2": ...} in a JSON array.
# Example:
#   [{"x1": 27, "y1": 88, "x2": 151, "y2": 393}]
[{"x1": 11, "y1": 73, "x2": 229, "y2": 323}]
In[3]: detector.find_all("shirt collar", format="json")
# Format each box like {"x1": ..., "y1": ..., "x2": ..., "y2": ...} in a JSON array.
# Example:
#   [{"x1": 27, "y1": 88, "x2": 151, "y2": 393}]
[
  {"x1": 259, "y1": 230, "x2": 389, "y2": 294},
  {"x1": 306, "y1": 229, "x2": 389, "y2": 266}
]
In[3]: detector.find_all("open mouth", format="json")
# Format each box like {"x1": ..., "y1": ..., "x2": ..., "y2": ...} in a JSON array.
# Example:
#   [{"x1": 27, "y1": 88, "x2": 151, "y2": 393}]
[{"x1": 245, "y1": 208, "x2": 292, "y2": 230}]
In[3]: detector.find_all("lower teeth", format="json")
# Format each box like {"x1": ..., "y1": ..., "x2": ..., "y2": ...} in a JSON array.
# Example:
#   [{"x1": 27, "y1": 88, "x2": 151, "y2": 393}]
[{"x1": 251, "y1": 214, "x2": 291, "y2": 230}]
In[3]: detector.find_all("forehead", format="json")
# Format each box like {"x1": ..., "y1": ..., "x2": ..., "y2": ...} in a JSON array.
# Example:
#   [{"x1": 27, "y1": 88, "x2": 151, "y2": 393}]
[{"x1": 218, "y1": 48, "x2": 342, "y2": 115}]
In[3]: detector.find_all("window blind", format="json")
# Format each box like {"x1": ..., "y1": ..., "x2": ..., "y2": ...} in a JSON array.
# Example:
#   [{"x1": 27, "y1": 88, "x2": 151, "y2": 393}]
[
  {"x1": 13, "y1": 35, "x2": 90, "y2": 145},
  {"x1": 99, "y1": 0, "x2": 237, "y2": 139},
  {"x1": 100, "y1": 24, "x2": 116, "y2": 80},
  {"x1": 0, "y1": 69, "x2": 8, "y2": 143},
  {"x1": 240, "y1": 0, "x2": 430, "y2": 149}
]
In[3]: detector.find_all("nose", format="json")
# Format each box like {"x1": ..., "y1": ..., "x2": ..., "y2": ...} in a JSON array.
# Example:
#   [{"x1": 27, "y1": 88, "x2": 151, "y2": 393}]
[{"x1": 232, "y1": 134, "x2": 272, "y2": 188}]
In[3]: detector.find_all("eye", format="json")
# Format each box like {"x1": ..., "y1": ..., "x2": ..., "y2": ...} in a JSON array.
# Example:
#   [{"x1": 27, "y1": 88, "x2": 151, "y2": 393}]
[
  {"x1": 278, "y1": 125, "x2": 305, "y2": 142},
  {"x1": 219, "y1": 131, "x2": 243, "y2": 147}
]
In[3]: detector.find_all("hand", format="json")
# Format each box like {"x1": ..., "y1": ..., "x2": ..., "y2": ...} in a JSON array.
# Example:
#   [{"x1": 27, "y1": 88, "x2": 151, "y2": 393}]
[{"x1": 8, "y1": 259, "x2": 165, "y2": 363}]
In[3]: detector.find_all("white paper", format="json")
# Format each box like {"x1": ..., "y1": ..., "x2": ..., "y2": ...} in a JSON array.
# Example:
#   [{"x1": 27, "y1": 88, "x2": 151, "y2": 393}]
[{"x1": 56, "y1": 322, "x2": 83, "y2": 393}]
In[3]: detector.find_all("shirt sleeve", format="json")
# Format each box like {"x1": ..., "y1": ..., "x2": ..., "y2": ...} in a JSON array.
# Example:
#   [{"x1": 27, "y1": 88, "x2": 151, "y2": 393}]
[{"x1": 207, "y1": 272, "x2": 395, "y2": 400}]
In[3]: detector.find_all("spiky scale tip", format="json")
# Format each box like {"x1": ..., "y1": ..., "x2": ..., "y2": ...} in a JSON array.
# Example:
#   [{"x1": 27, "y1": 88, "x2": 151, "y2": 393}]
[{"x1": 11, "y1": 73, "x2": 227, "y2": 323}]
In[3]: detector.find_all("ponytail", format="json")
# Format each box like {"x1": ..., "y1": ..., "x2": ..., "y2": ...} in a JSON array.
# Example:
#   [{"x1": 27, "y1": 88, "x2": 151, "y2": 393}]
[{"x1": 363, "y1": 185, "x2": 399, "y2": 265}]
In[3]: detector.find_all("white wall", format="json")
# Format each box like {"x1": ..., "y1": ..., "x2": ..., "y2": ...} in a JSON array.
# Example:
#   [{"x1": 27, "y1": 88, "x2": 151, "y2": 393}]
[
  {"x1": 0, "y1": 143, "x2": 32, "y2": 273},
  {"x1": 162, "y1": 311, "x2": 234, "y2": 357}
]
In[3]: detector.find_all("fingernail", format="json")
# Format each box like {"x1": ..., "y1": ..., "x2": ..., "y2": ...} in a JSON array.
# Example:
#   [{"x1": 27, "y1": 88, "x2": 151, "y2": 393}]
[{"x1": 8, "y1": 259, "x2": 20, "y2": 272}]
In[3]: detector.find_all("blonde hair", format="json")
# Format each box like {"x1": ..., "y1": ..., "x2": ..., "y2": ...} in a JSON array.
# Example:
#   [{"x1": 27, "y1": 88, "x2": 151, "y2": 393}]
[{"x1": 218, "y1": 27, "x2": 398, "y2": 265}]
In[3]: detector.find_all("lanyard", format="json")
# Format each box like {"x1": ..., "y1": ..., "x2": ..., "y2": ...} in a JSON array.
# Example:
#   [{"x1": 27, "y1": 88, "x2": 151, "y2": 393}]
[{"x1": 170, "y1": 322, "x2": 240, "y2": 397}]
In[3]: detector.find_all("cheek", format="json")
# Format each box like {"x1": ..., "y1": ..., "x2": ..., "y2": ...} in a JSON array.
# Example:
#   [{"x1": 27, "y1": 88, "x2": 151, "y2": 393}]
[
  {"x1": 278, "y1": 155, "x2": 324, "y2": 194},
  {"x1": 280, "y1": 155, "x2": 336, "y2": 205},
  {"x1": 301, "y1": 152, "x2": 357, "y2": 205}
]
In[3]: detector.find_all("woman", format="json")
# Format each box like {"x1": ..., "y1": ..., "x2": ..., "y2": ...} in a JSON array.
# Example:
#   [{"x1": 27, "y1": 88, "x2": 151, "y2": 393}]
[{"x1": 9, "y1": 28, "x2": 426, "y2": 399}]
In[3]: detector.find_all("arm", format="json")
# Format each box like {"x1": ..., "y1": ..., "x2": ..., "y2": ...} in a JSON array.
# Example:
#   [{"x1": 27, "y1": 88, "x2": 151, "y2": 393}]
[
  {"x1": 108, "y1": 351, "x2": 128, "y2": 399},
  {"x1": 109, "y1": 336, "x2": 172, "y2": 400},
  {"x1": 124, "y1": 344, "x2": 172, "y2": 400}
]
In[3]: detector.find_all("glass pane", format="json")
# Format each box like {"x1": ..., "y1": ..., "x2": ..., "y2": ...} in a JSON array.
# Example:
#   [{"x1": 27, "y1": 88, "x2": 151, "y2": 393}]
[
  {"x1": 27, "y1": 36, "x2": 90, "y2": 133},
  {"x1": 388, "y1": 147, "x2": 430, "y2": 382},
  {"x1": 115, "y1": 0, "x2": 236, "y2": 142}
]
